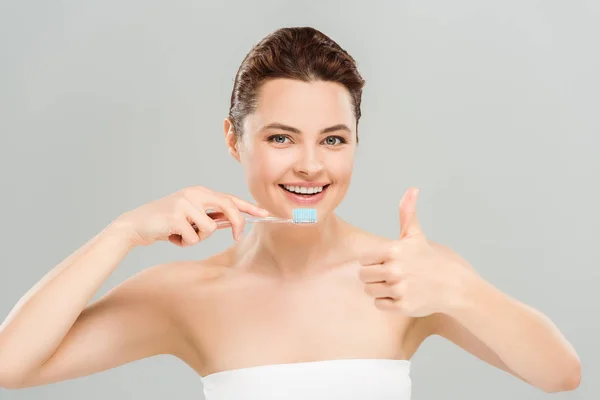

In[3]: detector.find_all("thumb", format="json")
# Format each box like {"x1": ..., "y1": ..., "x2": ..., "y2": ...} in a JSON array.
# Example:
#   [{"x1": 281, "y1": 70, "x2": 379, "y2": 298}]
[{"x1": 399, "y1": 187, "x2": 423, "y2": 239}]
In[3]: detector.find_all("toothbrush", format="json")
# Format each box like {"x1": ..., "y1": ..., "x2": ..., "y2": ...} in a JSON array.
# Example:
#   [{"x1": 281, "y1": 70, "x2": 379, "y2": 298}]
[{"x1": 193, "y1": 208, "x2": 317, "y2": 231}]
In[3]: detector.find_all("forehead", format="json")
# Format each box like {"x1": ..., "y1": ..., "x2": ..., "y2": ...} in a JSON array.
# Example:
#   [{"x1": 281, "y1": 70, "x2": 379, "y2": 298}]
[{"x1": 245, "y1": 78, "x2": 356, "y2": 133}]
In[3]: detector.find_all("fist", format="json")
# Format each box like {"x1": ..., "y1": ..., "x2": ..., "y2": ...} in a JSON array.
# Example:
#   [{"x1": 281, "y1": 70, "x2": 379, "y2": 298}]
[{"x1": 359, "y1": 188, "x2": 468, "y2": 317}]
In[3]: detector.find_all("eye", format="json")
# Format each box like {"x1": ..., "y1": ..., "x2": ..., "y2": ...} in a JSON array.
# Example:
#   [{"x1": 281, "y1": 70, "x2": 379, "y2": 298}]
[
  {"x1": 323, "y1": 136, "x2": 346, "y2": 146},
  {"x1": 267, "y1": 134, "x2": 291, "y2": 144}
]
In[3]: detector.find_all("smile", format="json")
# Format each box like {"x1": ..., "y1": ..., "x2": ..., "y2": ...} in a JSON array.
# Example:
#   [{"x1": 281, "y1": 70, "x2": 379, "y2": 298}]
[
  {"x1": 281, "y1": 184, "x2": 327, "y2": 194},
  {"x1": 278, "y1": 183, "x2": 331, "y2": 205}
]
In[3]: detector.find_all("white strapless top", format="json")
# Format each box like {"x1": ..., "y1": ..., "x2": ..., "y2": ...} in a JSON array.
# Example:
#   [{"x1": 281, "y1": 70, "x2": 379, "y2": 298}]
[{"x1": 200, "y1": 358, "x2": 411, "y2": 400}]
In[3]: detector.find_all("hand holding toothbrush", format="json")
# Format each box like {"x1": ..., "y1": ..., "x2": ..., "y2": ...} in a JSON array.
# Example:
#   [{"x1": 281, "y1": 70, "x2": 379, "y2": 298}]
[
  {"x1": 113, "y1": 186, "x2": 270, "y2": 247},
  {"x1": 359, "y1": 188, "x2": 476, "y2": 317}
]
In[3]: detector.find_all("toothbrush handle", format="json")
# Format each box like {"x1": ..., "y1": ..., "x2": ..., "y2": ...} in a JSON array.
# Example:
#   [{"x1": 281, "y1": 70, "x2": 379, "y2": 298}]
[
  {"x1": 192, "y1": 215, "x2": 290, "y2": 232},
  {"x1": 214, "y1": 216, "x2": 290, "y2": 227}
]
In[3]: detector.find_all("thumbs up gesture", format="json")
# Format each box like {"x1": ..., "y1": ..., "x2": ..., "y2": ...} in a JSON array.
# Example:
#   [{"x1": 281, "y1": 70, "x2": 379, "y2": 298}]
[{"x1": 359, "y1": 188, "x2": 473, "y2": 317}]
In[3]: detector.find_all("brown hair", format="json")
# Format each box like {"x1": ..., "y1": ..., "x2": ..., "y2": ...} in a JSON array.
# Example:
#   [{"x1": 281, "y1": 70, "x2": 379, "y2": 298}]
[{"x1": 228, "y1": 27, "x2": 366, "y2": 140}]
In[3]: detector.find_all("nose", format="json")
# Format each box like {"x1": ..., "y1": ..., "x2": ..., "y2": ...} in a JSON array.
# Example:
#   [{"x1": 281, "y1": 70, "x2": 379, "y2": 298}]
[{"x1": 293, "y1": 146, "x2": 324, "y2": 177}]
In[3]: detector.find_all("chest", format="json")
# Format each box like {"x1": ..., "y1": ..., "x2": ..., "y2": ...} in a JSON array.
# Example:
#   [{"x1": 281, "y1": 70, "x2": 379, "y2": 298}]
[{"x1": 176, "y1": 264, "x2": 410, "y2": 375}]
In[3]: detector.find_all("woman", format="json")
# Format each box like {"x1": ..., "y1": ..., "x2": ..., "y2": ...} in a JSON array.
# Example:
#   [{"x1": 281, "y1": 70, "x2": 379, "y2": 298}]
[{"x1": 0, "y1": 27, "x2": 581, "y2": 399}]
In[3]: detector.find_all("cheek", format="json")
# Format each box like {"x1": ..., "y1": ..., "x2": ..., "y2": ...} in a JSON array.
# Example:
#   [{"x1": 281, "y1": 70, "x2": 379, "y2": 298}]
[
  {"x1": 241, "y1": 145, "x2": 290, "y2": 183},
  {"x1": 328, "y1": 151, "x2": 355, "y2": 181}
]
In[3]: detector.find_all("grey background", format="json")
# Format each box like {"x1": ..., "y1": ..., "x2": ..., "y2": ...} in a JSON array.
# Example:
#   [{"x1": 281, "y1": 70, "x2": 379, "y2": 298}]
[{"x1": 0, "y1": 0, "x2": 597, "y2": 399}]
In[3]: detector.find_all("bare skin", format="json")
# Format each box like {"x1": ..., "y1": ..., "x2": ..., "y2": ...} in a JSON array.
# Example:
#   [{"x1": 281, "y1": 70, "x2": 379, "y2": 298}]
[
  {"x1": 0, "y1": 78, "x2": 580, "y2": 392},
  {"x1": 177, "y1": 227, "x2": 413, "y2": 378},
  {"x1": 0, "y1": 202, "x2": 515, "y2": 389},
  {"x1": 0, "y1": 212, "x2": 419, "y2": 388}
]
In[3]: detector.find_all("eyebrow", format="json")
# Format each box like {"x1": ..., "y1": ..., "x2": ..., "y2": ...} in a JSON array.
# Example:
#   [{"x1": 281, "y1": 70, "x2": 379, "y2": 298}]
[{"x1": 261, "y1": 122, "x2": 352, "y2": 135}]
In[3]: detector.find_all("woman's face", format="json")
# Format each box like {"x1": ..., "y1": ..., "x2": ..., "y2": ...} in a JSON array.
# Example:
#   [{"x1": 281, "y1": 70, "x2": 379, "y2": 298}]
[{"x1": 226, "y1": 78, "x2": 357, "y2": 221}]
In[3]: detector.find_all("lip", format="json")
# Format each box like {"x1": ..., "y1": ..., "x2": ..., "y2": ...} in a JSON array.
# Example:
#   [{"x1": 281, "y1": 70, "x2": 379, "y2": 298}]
[{"x1": 279, "y1": 184, "x2": 330, "y2": 205}]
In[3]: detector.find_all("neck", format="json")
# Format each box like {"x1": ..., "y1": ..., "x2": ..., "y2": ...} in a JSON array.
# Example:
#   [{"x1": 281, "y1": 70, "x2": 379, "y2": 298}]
[{"x1": 234, "y1": 213, "x2": 348, "y2": 279}]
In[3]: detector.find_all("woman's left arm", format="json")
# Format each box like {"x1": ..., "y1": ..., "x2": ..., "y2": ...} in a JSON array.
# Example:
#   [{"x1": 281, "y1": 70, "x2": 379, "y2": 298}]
[
  {"x1": 359, "y1": 188, "x2": 581, "y2": 393},
  {"x1": 425, "y1": 242, "x2": 581, "y2": 393}
]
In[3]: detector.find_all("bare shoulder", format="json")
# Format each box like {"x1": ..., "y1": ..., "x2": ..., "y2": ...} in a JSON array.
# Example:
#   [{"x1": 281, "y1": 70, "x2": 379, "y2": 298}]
[
  {"x1": 8, "y1": 254, "x2": 234, "y2": 389},
  {"x1": 94, "y1": 255, "x2": 234, "y2": 360},
  {"x1": 139, "y1": 257, "x2": 230, "y2": 285},
  {"x1": 341, "y1": 223, "x2": 395, "y2": 252},
  {"x1": 341, "y1": 225, "x2": 460, "y2": 262},
  {"x1": 427, "y1": 240, "x2": 475, "y2": 271},
  {"x1": 125, "y1": 254, "x2": 232, "y2": 301},
  {"x1": 348, "y1": 224, "x2": 471, "y2": 267},
  {"x1": 98, "y1": 254, "x2": 234, "y2": 338}
]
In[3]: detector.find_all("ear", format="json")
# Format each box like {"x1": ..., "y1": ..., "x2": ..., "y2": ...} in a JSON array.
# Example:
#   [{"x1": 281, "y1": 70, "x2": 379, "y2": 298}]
[{"x1": 224, "y1": 118, "x2": 241, "y2": 162}]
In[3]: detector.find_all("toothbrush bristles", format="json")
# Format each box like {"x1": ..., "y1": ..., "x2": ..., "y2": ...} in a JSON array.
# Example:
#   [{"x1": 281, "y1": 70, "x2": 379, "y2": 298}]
[{"x1": 292, "y1": 208, "x2": 317, "y2": 224}]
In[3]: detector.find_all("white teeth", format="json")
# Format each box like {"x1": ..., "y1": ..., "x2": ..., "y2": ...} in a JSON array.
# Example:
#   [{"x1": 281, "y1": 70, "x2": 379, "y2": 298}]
[{"x1": 283, "y1": 185, "x2": 325, "y2": 194}]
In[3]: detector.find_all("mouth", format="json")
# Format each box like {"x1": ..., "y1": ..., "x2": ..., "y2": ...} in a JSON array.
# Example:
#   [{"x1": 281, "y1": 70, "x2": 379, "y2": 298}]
[{"x1": 278, "y1": 183, "x2": 331, "y2": 205}]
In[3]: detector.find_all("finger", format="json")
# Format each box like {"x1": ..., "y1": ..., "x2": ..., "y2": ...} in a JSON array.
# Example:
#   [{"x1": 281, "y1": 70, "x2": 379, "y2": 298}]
[
  {"x1": 205, "y1": 211, "x2": 225, "y2": 222},
  {"x1": 366, "y1": 281, "x2": 406, "y2": 299},
  {"x1": 359, "y1": 244, "x2": 399, "y2": 266},
  {"x1": 359, "y1": 264, "x2": 387, "y2": 283},
  {"x1": 183, "y1": 202, "x2": 218, "y2": 240},
  {"x1": 359, "y1": 253, "x2": 389, "y2": 267},
  {"x1": 364, "y1": 282, "x2": 400, "y2": 299},
  {"x1": 225, "y1": 195, "x2": 270, "y2": 217},
  {"x1": 399, "y1": 187, "x2": 423, "y2": 239},
  {"x1": 207, "y1": 196, "x2": 246, "y2": 241},
  {"x1": 205, "y1": 211, "x2": 236, "y2": 231},
  {"x1": 374, "y1": 298, "x2": 398, "y2": 311},
  {"x1": 359, "y1": 264, "x2": 402, "y2": 284},
  {"x1": 169, "y1": 219, "x2": 200, "y2": 247}
]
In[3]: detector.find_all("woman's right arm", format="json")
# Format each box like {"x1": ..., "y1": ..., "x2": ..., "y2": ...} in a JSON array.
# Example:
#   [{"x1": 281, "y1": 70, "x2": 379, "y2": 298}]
[
  {"x1": 0, "y1": 186, "x2": 268, "y2": 389},
  {"x1": 0, "y1": 223, "x2": 170, "y2": 389}
]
